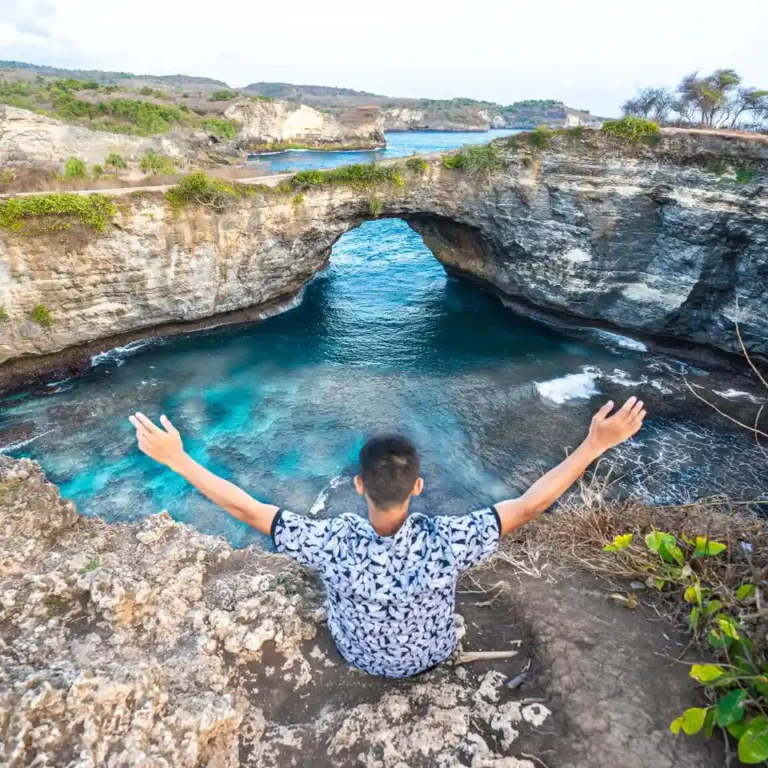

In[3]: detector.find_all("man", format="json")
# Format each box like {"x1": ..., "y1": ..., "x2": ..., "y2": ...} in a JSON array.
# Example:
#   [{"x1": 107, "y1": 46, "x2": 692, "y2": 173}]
[{"x1": 129, "y1": 396, "x2": 645, "y2": 678}]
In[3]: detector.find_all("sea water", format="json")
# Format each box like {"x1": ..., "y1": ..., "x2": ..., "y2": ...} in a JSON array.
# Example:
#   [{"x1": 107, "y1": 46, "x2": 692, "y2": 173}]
[{"x1": 2, "y1": 133, "x2": 766, "y2": 547}]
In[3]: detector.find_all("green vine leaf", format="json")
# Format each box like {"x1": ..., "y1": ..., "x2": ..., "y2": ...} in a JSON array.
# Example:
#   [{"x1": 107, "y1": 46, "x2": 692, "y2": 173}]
[
  {"x1": 693, "y1": 537, "x2": 727, "y2": 557},
  {"x1": 690, "y1": 664, "x2": 726, "y2": 684},
  {"x1": 670, "y1": 707, "x2": 708, "y2": 735},
  {"x1": 736, "y1": 584, "x2": 756, "y2": 600},
  {"x1": 716, "y1": 689, "x2": 747, "y2": 727},
  {"x1": 738, "y1": 716, "x2": 768, "y2": 764}
]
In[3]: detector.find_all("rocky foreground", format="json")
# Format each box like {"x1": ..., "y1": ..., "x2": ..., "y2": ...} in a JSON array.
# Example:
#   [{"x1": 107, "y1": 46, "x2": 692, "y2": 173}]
[{"x1": 0, "y1": 456, "x2": 719, "y2": 767}]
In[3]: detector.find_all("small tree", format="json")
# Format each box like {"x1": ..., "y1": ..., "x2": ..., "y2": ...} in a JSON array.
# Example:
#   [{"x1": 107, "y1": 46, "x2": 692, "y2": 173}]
[
  {"x1": 677, "y1": 69, "x2": 742, "y2": 127},
  {"x1": 64, "y1": 156, "x2": 87, "y2": 179},
  {"x1": 104, "y1": 152, "x2": 127, "y2": 170},
  {"x1": 140, "y1": 151, "x2": 176, "y2": 175}
]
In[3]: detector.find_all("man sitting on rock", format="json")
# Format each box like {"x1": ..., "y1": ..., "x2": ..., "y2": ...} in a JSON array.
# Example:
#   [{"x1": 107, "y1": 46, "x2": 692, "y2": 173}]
[{"x1": 129, "y1": 396, "x2": 645, "y2": 678}]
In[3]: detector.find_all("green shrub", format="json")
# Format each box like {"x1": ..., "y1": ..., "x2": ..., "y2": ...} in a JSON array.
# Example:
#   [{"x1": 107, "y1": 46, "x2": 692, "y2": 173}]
[
  {"x1": 105, "y1": 152, "x2": 127, "y2": 170},
  {"x1": 210, "y1": 89, "x2": 238, "y2": 101},
  {"x1": 603, "y1": 530, "x2": 768, "y2": 763},
  {"x1": 602, "y1": 116, "x2": 660, "y2": 143},
  {"x1": 707, "y1": 161, "x2": 729, "y2": 176},
  {"x1": 368, "y1": 195, "x2": 383, "y2": 217},
  {"x1": 525, "y1": 126, "x2": 554, "y2": 150},
  {"x1": 442, "y1": 153, "x2": 468, "y2": 170},
  {"x1": 0, "y1": 193, "x2": 115, "y2": 233},
  {"x1": 441, "y1": 144, "x2": 506, "y2": 173},
  {"x1": 140, "y1": 151, "x2": 177, "y2": 175},
  {"x1": 464, "y1": 143, "x2": 506, "y2": 172},
  {"x1": 292, "y1": 192, "x2": 305, "y2": 207},
  {"x1": 64, "y1": 156, "x2": 87, "y2": 178},
  {"x1": 0, "y1": 306, "x2": 8, "y2": 322},
  {"x1": 92, "y1": 164, "x2": 104, "y2": 177},
  {"x1": 29, "y1": 304, "x2": 54, "y2": 328},
  {"x1": 562, "y1": 125, "x2": 585, "y2": 142},
  {"x1": 406, "y1": 157, "x2": 429, "y2": 173},
  {"x1": 202, "y1": 118, "x2": 240, "y2": 139},
  {"x1": 292, "y1": 163, "x2": 405, "y2": 189},
  {"x1": 735, "y1": 168, "x2": 757, "y2": 184},
  {"x1": 166, "y1": 171, "x2": 248, "y2": 211},
  {"x1": 292, "y1": 170, "x2": 325, "y2": 185}
]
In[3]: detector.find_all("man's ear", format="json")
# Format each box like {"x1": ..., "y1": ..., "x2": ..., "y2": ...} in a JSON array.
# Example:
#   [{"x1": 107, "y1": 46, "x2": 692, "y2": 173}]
[
  {"x1": 354, "y1": 475, "x2": 365, "y2": 496},
  {"x1": 411, "y1": 477, "x2": 424, "y2": 497}
]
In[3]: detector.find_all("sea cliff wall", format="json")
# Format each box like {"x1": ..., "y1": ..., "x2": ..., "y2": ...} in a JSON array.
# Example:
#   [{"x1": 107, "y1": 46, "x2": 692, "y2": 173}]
[{"x1": 1, "y1": 128, "x2": 766, "y2": 382}]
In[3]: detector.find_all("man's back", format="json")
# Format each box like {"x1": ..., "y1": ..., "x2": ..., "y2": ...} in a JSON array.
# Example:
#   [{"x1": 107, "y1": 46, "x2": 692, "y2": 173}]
[
  {"x1": 130, "y1": 397, "x2": 645, "y2": 677},
  {"x1": 272, "y1": 508, "x2": 501, "y2": 677}
]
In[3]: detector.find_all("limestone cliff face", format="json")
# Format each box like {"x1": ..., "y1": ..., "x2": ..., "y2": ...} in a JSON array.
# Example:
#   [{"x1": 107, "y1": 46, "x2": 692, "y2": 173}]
[
  {"x1": 0, "y1": 105, "x2": 191, "y2": 166},
  {"x1": 383, "y1": 105, "x2": 603, "y2": 132},
  {"x1": 225, "y1": 101, "x2": 385, "y2": 148},
  {"x1": 1, "y1": 128, "x2": 766, "y2": 377},
  {"x1": 384, "y1": 107, "x2": 489, "y2": 132}
]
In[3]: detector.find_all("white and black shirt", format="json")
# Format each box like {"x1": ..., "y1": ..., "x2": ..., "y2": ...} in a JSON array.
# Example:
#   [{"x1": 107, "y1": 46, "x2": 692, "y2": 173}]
[{"x1": 272, "y1": 508, "x2": 501, "y2": 678}]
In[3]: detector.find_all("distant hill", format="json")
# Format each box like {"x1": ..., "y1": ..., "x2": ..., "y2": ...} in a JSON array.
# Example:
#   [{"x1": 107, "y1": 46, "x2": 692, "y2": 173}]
[
  {"x1": 244, "y1": 82, "x2": 379, "y2": 100},
  {"x1": 0, "y1": 60, "x2": 227, "y2": 88},
  {"x1": 0, "y1": 60, "x2": 603, "y2": 133}
]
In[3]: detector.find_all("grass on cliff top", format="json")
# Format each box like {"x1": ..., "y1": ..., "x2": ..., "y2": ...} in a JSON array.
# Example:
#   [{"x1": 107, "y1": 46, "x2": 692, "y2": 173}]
[
  {"x1": 602, "y1": 116, "x2": 660, "y2": 143},
  {"x1": 442, "y1": 142, "x2": 508, "y2": 172},
  {"x1": 291, "y1": 163, "x2": 407, "y2": 189},
  {"x1": 248, "y1": 141, "x2": 382, "y2": 153},
  {"x1": 0, "y1": 193, "x2": 116, "y2": 233},
  {"x1": 166, "y1": 162, "x2": 429, "y2": 212}
]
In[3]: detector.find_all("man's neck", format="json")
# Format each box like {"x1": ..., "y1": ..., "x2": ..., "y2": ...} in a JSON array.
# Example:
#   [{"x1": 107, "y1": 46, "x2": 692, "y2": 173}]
[{"x1": 367, "y1": 500, "x2": 410, "y2": 536}]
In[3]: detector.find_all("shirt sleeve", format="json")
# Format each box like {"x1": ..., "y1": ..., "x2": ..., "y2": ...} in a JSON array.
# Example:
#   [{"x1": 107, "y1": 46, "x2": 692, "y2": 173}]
[
  {"x1": 436, "y1": 507, "x2": 502, "y2": 572},
  {"x1": 271, "y1": 509, "x2": 341, "y2": 572}
]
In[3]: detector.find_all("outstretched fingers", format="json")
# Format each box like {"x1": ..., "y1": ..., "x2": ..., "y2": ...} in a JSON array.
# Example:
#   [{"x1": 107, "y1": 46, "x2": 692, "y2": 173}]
[
  {"x1": 594, "y1": 400, "x2": 615, "y2": 421},
  {"x1": 159, "y1": 414, "x2": 178, "y2": 434},
  {"x1": 134, "y1": 412, "x2": 162, "y2": 434}
]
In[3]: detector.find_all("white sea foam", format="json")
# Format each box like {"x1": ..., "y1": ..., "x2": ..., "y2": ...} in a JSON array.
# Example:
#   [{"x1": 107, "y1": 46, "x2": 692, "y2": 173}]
[
  {"x1": 595, "y1": 330, "x2": 648, "y2": 352},
  {"x1": 309, "y1": 474, "x2": 346, "y2": 516},
  {"x1": 535, "y1": 370, "x2": 600, "y2": 404},
  {"x1": 714, "y1": 389, "x2": 763, "y2": 404},
  {"x1": 605, "y1": 369, "x2": 674, "y2": 395},
  {"x1": 257, "y1": 290, "x2": 304, "y2": 320},
  {"x1": 0, "y1": 429, "x2": 53, "y2": 454},
  {"x1": 90, "y1": 339, "x2": 158, "y2": 368}
]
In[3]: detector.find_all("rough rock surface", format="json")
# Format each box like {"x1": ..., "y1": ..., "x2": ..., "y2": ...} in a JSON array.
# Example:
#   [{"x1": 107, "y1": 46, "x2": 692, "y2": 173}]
[
  {"x1": 382, "y1": 106, "x2": 602, "y2": 132},
  {"x1": 0, "y1": 105, "x2": 193, "y2": 167},
  {"x1": 0, "y1": 456, "x2": 719, "y2": 767},
  {"x1": 1, "y1": 128, "x2": 767, "y2": 372},
  {"x1": 225, "y1": 101, "x2": 385, "y2": 149},
  {"x1": 383, "y1": 107, "x2": 489, "y2": 132}
]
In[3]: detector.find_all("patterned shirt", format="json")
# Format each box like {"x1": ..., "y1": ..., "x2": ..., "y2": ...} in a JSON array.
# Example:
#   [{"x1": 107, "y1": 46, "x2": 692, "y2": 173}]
[{"x1": 272, "y1": 508, "x2": 501, "y2": 678}]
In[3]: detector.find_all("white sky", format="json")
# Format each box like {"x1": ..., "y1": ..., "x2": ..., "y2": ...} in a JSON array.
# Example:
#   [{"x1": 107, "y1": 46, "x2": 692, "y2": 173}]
[{"x1": 1, "y1": 0, "x2": 766, "y2": 116}]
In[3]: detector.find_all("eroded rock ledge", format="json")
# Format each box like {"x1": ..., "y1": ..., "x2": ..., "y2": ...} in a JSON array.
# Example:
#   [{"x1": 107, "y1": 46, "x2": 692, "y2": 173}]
[{"x1": 0, "y1": 456, "x2": 718, "y2": 767}]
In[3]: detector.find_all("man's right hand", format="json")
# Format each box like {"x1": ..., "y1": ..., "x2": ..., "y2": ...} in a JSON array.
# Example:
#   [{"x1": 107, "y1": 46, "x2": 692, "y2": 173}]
[
  {"x1": 129, "y1": 412, "x2": 187, "y2": 472},
  {"x1": 585, "y1": 397, "x2": 646, "y2": 454}
]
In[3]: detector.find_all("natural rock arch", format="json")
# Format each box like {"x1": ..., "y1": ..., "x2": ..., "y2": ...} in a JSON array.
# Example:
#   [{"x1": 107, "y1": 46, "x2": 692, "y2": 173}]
[{"x1": 1, "y1": 128, "x2": 767, "y2": 390}]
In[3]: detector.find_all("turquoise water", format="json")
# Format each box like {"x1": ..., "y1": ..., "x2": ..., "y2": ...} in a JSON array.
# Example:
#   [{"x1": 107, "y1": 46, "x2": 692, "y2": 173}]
[
  {"x1": 246, "y1": 130, "x2": 518, "y2": 173},
  {"x1": 2, "y1": 133, "x2": 767, "y2": 547}
]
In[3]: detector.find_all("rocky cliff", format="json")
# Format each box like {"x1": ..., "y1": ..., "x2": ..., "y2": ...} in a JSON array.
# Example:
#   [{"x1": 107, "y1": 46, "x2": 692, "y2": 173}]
[
  {"x1": 0, "y1": 128, "x2": 766, "y2": 384},
  {"x1": 0, "y1": 105, "x2": 194, "y2": 167},
  {"x1": 225, "y1": 101, "x2": 384, "y2": 150},
  {"x1": 0, "y1": 456, "x2": 719, "y2": 768},
  {"x1": 0, "y1": 101, "x2": 384, "y2": 172},
  {"x1": 383, "y1": 105, "x2": 602, "y2": 132}
]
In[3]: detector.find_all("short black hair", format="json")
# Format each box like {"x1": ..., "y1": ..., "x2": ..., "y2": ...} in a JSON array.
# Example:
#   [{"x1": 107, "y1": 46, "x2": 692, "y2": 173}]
[{"x1": 359, "y1": 434, "x2": 420, "y2": 510}]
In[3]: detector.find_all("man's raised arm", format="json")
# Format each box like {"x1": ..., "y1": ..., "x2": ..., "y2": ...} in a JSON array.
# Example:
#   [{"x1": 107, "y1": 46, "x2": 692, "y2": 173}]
[
  {"x1": 495, "y1": 397, "x2": 646, "y2": 536},
  {"x1": 129, "y1": 412, "x2": 278, "y2": 535}
]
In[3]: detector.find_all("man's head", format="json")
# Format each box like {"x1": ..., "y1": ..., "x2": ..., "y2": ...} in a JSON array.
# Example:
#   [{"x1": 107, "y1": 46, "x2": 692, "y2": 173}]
[{"x1": 355, "y1": 434, "x2": 423, "y2": 511}]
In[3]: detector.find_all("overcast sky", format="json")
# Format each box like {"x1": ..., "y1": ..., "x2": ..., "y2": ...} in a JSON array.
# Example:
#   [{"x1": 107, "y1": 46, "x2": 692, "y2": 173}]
[{"x1": 1, "y1": 0, "x2": 766, "y2": 116}]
